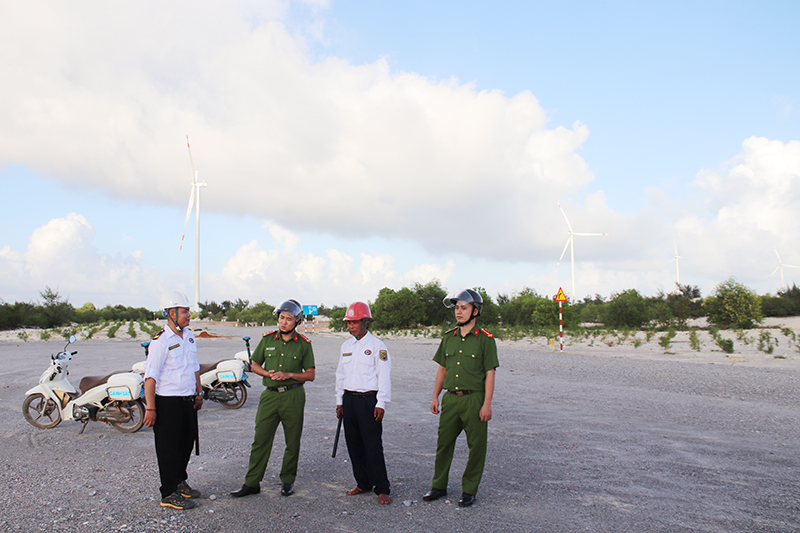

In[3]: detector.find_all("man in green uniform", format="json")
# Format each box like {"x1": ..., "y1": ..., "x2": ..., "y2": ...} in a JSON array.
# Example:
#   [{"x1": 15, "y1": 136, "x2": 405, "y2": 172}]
[
  {"x1": 422, "y1": 289, "x2": 498, "y2": 508},
  {"x1": 231, "y1": 299, "x2": 316, "y2": 498}
]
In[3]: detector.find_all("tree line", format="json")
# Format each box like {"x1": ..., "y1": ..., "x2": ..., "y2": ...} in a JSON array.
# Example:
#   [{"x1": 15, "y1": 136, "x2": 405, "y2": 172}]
[
  {"x1": 4, "y1": 278, "x2": 800, "y2": 332},
  {"x1": 0, "y1": 287, "x2": 154, "y2": 331}
]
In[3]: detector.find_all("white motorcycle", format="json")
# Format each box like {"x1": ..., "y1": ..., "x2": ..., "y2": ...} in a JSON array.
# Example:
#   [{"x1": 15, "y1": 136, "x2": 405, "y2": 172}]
[
  {"x1": 133, "y1": 336, "x2": 252, "y2": 409},
  {"x1": 23, "y1": 335, "x2": 146, "y2": 433}
]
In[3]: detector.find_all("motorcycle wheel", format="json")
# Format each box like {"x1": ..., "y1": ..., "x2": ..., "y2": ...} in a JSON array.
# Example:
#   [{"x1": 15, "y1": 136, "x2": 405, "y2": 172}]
[
  {"x1": 109, "y1": 399, "x2": 145, "y2": 433},
  {"x1": 22, "y1": 393, "x2": 62, "y2": 429},
  {"x1": 218, "y1": 382, "x2": 247, "y2": 409}
]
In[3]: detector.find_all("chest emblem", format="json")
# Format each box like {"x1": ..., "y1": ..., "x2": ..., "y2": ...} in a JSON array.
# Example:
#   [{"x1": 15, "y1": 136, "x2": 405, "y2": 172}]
[{"x1": 364, "y1": 349, "x2": 372, "y2": 355}]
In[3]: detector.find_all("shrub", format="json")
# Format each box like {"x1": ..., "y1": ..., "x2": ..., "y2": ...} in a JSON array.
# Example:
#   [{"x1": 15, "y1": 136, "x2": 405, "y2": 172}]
[
  {"x1": 704, "y1": 277, "x2": 763, "y2": 329},
  {"x1": 689, "y1": 329, "x2": 702, "y2": 351},
  {"x1": 602, "y1": 289, "x2": 651, "y2": 328},
  {"x1": 659, "y1": 329, "x2": 677, "y2": 352}
]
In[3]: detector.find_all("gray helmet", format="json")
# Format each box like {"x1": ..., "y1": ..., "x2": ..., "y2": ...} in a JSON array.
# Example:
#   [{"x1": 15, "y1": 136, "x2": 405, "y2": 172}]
[
  {"x1": 443, "y1": 289, "x2": 483, "y2": 316},
  {"x1": 274, "y1": 299, "x2": 304, "y2": 324}
]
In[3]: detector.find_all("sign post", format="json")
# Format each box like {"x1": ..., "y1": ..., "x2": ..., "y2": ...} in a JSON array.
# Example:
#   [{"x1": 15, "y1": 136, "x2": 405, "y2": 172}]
[
  {"x1": 554, "y1": 288, "x2": 568, "y2": 352},
  {"x1": 302, "y1": 305, "x2": 319, "y2": 333}
]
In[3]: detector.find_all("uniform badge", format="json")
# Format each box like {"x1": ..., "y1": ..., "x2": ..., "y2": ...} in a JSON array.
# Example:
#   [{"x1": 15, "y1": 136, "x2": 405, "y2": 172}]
[
  {"x1": 343, "y1": 352, "x2": 353, "y2": 357},
  {"x1": 189, "y1": 337, "x2": 195, "y2": 344},
  {"x1": 365, "y1": 349, "x2": 372, "y2": 355},
  {"x1": 379, "y1": 350, "x2": 388, "y2": 361},
  {"x1": 168, "y1": 343, "x2": 180, "y2": 351}
]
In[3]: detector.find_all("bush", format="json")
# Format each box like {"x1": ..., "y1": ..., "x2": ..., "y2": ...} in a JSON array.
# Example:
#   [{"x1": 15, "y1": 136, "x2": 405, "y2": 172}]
[
  {"x1": 602, "y1": 289, "x2": 651, "y2": 328},
  {"x1": 704, "y1": 277, "x2": 763, "y2": 329},
  {"x1": 371, "y1": 287, "x2": 425, "y2": 329}
]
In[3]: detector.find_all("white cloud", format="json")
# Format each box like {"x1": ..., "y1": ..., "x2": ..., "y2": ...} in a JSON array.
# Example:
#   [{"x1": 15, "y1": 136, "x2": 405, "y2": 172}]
[
  {"x1": 205, "y1": 223, "x2": 456, "y2": 305},
  {"x1": 0, "y1": 214, "x2": 162, "y2": 306},
  {"x1": 0, "y1": 1, "x2": 595, "y2": 266}
]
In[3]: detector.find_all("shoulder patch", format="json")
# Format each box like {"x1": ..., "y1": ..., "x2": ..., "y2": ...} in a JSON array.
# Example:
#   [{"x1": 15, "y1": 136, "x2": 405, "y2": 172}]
[
  {"x1": 298, "y1": 333, "x2": 311, "y2": 343},
  {"x1": 480, "y1": 328, "x2": 494, "y2": 338},
  {"x1": 446, "y1": 326, "x2": 458, "y2": 336},
  {"x1": 379, "y1": 350, "x2": 388, "y2": 361},
  {"x1": 262, "y1": 330, "x2": 278, "y2": 337},
  {"x1": 153, "y1": 329, "x2": 165, "y2": 340}
]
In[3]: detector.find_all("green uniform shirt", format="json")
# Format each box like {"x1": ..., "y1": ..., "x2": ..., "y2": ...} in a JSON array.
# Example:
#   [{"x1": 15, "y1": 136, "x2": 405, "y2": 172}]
[
  {"x1": 433, "y1": 325, "x2": 499, "y2": 391},
  {"x1": 251, "y1": 330, "x2": 315, "y2": 388}
]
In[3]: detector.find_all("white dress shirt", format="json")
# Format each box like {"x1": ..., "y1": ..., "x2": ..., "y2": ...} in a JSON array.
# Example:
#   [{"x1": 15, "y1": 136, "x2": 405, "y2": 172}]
[
  {"x1": 144, "y1": 326, "x2": 200, "y2": 397},
  {"x1": 335, "y1": 331, "x2": 391, "y2": 410}
]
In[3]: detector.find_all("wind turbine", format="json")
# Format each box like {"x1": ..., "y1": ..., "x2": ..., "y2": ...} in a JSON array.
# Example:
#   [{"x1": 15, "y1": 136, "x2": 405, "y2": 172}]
[
  {"x1": 180, "y1": 135, "x2": 207, "y2": 313},
  {"x1": 671, "y1": 241, "x2": 683, "y2": 285},
  {"x1": 768, "y1": 247, "x2": 800, "y2": 288},
  {"x1": 556, "y1": 201, "x2": 609, "y2": 303}
]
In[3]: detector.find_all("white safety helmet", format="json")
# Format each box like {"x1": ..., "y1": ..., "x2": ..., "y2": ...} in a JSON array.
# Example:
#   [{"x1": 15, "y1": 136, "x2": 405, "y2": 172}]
[{"x1": 159, "y1": 291, "x2": 191, "y2": 313}]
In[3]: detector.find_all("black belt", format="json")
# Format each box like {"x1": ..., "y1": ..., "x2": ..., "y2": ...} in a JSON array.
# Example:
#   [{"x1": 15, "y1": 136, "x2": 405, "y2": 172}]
[
  {"x1": 182, "y1": 395, "x2": 200, "y2": 402},
  {"x1": 344, "y1": 390, "x2": 377, "y2": 397},
  {"x1": 266, "y1": 383, "x2": 304, "y2": 393},
  {"x1": 448, "y1": 389, "x2": 477, "y2": 396}
]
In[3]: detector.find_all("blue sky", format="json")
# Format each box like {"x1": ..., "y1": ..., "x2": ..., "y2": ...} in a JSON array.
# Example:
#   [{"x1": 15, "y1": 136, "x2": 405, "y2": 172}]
[{"x1": 1, "y1": 1, "x2": 798, "y2": 310}]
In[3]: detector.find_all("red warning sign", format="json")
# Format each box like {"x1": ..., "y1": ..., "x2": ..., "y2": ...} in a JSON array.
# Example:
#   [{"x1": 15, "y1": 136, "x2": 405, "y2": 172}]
[{"x1": 555, "y1": 287, "x2": 568, "y2": 302}]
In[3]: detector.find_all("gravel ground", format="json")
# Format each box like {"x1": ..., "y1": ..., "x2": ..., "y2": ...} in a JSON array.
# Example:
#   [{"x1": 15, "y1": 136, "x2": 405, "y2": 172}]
[{"x1": 2, "y1": 326, "x2": 800, "y2": 532}]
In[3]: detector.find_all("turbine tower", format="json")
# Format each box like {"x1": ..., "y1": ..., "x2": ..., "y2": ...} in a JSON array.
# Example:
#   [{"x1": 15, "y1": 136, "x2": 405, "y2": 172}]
[
  {"x1": 556, "y1": 201, "x2": 609, "y2": 303},
  {"x1": 180, "y1": 135, "x2": 207, "y2": 313},
  {"x1": 768, "y1": 247, "x2": 799, "y2": 288},
  {"x1": 671, "y1": 241, "x2": 683, "y2": 285}
]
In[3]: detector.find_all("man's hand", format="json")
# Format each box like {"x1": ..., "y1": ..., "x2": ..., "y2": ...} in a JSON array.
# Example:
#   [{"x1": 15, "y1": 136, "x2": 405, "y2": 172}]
[
  {"x1": 430, "y1": 397, "x2": 440, "y2": 415},
  {"x1": 374, "y1": 407, "x2": 384, "y2": 422},
  {"x1": 194, "y1": 395, "x2": 204, "y2": 411},
  {"x1": 479, "y1": 404, "x2": 492, "y2": 422},
  {"x1": 336, "y1": 405, "x2": 343, "y2": 419},
  {"x1": 144, "y1": 410, "x2": 156, "y2": 427}
]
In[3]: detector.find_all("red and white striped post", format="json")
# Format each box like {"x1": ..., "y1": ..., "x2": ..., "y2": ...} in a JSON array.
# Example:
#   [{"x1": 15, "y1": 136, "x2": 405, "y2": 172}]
[{"x1": 555, "y1": 288, "x2": 568, "y2": 352}]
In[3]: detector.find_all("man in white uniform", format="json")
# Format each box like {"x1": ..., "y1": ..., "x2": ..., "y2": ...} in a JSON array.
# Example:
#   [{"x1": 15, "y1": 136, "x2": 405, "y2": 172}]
[
  {"x1": 143, "y1": 291, "x2": 203, "y2": 510},
  {"x1": 335, "y1": 301, "x2": 392, "y2": 505}
]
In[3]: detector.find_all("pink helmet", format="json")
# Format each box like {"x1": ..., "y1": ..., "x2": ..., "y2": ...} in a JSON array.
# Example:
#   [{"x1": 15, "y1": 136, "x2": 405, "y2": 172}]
[{"x1": 344, "y1": 301, "x2": 372, "y2": 321}]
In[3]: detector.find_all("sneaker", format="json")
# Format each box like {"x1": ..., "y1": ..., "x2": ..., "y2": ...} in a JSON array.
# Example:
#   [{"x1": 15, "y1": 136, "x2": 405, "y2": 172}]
[
  {"x1": 177, "y1": 481, "x2": 201, "y2": 499},
  {"x1": 160, "y1": 491, "x2": 196, "y2": 510}
]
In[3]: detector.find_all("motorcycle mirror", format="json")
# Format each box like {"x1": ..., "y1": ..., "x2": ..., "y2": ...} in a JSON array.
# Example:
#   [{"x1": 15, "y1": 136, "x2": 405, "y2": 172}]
[{"x1": 69, "y1": 335, "x2": 76, "y2": 343}]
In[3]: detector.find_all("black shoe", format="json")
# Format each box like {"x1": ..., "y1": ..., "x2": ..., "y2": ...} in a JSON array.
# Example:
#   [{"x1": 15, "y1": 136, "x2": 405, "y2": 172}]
[
  {"x1": 160, "y1": 491, "x2": 196, "y2": 510},
  {"x1": 281, "y1": 483, "x2": 294, "y2": 496},
  {"x1": 458, "y1": 492, "x2": 475, "y2": 507},
  {"x1": 230, "y1": 484, "x2": 260, "y2": 498},
  {"x1": 177, "y1": 481, "x2": 201, "y2": 499},
  {"x1": 422, "y1": 487, "x2": 447, "y2": 501}
]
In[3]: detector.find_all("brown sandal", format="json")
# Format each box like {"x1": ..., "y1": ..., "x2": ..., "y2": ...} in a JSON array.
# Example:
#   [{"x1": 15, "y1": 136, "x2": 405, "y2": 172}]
[
  {"x1": 378, "y1": 493, "x2": 391, "y2": 505},
  {"x1": 346, "y1": 487, "x2": 369, "y2": 496}
]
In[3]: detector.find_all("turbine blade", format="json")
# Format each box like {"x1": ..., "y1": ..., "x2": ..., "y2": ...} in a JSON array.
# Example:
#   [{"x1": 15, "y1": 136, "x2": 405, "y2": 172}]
[
  {"x1": 179, "y1": 187, "x2": 195, "y2": 251},
  {"x1": 573, "y1": 232, "x2": 610, "y2": 237},
  {"x1": 557, "y1": 237, "x2": 571, "y2": 266},
  {"x1": 556, "y1": 201, "x2": 573, "y2": 233},
  {"x1": 768, "y1": 265, "x2": 780, "y2": 279},
  {"x1": 783, "y1": 264, "x2": 800, "y2": 269},
  {"x1": 774, "y1": 247, "x2": 782, "y2": 263},
  {"x1": 186, "y1": 135, "x2": 197, "y2": 184}
]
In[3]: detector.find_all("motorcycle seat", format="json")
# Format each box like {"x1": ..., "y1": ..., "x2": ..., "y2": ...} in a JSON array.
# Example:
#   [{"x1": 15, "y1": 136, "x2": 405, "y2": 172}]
[
  {"x1": 198, "y1": 360, "x2": 226, "y2": 375},
  {"x1": 79, "y1": 371, "x2": 126, "y2": 393}
]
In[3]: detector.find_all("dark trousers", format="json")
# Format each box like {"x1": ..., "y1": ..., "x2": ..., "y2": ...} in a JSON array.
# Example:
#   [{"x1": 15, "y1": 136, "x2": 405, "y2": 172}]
[
  {"x1": 153, "y1": 395, "x2": 198, "y2": 498},
  {"x1": 343, "y1": 393, "x2": 390, "y2": 495}
]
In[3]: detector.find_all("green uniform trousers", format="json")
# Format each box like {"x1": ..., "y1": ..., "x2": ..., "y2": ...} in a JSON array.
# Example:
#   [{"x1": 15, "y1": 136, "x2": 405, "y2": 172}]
[
  {"x1": 432, "y1": 391, "x2": 488, "y2": 495},
  {"x1": 244, "y1": 385, "x2": 305, "y2": 487}
]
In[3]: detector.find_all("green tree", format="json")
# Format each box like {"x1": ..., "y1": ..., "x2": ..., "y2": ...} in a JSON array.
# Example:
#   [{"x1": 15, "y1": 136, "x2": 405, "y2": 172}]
[
  {"x1": 602, "y1": 289, "x2": 650, "y2": 328},
  {"x1": 238, "y1": 301, "x2": 276, "y2": 325},
  {"x1": 39, "y1": 287, "x2": 74, "y2": 328},
  {"x1": 371, "y1": 287, "x2": 425, "y2": 329},
  {"x1": 704, "y1": 277, "x2": 763, "y2": 329},
  {"x1": 412, "y1": 280, "x2": 451, "y2": 326}
]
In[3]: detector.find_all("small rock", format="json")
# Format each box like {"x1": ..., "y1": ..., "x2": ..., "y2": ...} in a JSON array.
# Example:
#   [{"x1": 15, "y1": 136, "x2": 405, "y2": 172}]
[
  {"x1": 403, "y1": 500, "x2": 412, "y2": 507},
  {"x1": 208, "y1": 494, "x2": 217, "y2": 500}
]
